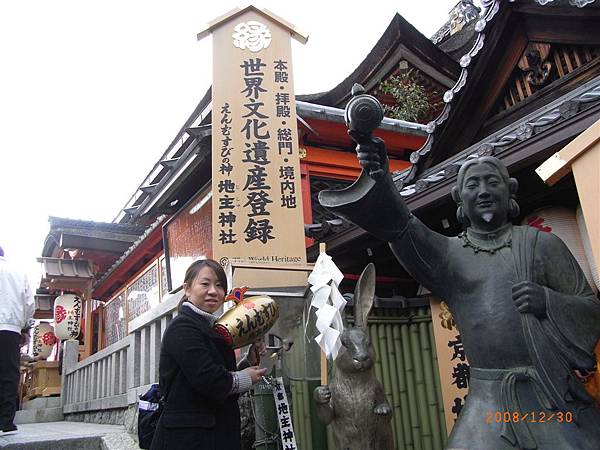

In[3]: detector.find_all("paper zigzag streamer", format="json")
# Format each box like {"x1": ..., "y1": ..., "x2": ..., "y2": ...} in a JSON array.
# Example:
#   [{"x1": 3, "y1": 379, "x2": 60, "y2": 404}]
[{"x1": 307, "y1": 252, "x2": 346, "y2": 360}]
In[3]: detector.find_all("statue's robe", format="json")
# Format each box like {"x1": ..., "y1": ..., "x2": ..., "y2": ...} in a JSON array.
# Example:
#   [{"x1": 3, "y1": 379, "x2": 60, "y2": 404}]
[{"x1": 320, "y1": 171, "x2": 600, "y2": 450}]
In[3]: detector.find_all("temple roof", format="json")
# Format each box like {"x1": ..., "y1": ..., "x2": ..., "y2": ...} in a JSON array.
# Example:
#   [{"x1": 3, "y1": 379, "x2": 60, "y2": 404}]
[
  {"x1": 396, "y1": 0, "x2": 600, "y2": 187},
  {"x1": 92, "y1": 215, "x2": 166, "y2": 299},
  {"x1": 43, "y1": 216, "x2": 147, "y2": 257},
  {"x1": 397, "y1": 75, "x2": 600, "y2": 202},
  {"x1": 40, "y1": 216, "x2": 151, "y2": 287},
  {"x1": 48, "y1": 216, "x2": 147, "y2": 235},
  {"x1": 296, "y1": 13, "x2": 460, "y2": 108}
]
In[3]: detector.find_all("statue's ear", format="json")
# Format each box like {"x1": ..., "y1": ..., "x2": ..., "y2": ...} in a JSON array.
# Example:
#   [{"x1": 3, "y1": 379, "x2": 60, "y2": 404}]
[
  {"x1": 508, "y1": 178, "x2": 520, "y2": 219},
  {"x1": 354, "y1": 263, "x2": 375, "y2": 329},
  {"x1": 451, "y1": 186, "x2": 461, "y2": 204}
]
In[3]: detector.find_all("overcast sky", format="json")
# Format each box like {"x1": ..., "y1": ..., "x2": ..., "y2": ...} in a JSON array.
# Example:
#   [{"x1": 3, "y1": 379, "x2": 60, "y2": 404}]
[{"x1": 0, "y1": 0, "x2": 460, "y2": 284}]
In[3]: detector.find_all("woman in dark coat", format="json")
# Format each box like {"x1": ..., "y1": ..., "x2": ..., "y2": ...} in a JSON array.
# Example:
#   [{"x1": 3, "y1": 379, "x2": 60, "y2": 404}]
[{"x1": 150, "y1": 259, "x2": 267, "y2": 450}]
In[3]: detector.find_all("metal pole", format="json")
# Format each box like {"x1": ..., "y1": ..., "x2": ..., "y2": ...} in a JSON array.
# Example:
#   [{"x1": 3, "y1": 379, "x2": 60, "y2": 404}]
[{"x1": 253, "y1": 380, "x2": 279, "y2": 450}]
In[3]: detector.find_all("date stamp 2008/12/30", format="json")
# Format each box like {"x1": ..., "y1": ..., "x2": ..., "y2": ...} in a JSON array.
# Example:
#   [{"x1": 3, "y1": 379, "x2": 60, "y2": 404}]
[{"x1": 485, "y1": 411, "x2": 574, "y2": 424}]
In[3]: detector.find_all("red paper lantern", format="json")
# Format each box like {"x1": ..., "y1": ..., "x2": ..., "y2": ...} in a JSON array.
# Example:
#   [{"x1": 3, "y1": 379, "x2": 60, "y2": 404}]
[
  {"x1": 32, "y1": 322, "x2": 55, "y2": 360},
  {"x1": 53, "y1": 294, "x2": 83, "y2": 340}
]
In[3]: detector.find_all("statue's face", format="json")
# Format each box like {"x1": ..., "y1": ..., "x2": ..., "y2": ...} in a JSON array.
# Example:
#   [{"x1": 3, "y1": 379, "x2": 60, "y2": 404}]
[{"x1": 460, "y1": 162, "x2": 510, "y2": 230}]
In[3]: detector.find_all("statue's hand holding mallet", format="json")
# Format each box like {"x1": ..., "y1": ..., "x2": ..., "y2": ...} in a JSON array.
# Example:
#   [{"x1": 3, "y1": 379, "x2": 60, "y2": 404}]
[
  {"x1": 350, "y1": 129, "x2": 388, "y2": 180},
  {"x1": 345, "y1": 83, "x2": 386, "y2": 180}
]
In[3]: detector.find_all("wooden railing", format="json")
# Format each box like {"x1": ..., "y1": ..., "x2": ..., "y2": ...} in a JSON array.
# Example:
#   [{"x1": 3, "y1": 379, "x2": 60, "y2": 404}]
[{"x1": 61, "y1": 291, "x2": 182, "y2": 415}]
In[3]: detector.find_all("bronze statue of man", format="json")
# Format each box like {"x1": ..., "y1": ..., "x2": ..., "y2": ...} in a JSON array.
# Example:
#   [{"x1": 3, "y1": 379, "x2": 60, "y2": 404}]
[{"x1": 319, "y1": 134, "x2": 600, "y2": 450}]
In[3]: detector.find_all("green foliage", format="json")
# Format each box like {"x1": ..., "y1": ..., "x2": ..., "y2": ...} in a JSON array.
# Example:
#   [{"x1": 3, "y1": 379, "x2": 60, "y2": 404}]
[{"x1": 378, "y1": 69, "x2": 431, "y2": 122}]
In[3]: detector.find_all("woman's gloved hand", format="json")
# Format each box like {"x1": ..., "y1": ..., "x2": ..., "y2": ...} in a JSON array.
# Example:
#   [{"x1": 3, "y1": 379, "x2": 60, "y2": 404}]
[{"x1": 245, "y1": 366, "x2": 268, "y2": 384}]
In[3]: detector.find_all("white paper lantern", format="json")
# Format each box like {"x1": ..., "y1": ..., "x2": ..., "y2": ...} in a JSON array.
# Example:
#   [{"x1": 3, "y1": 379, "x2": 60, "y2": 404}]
[
  {"x1": 576, "y1": 206, "x2": 600, "y2": 292},
  {"x1": 32, "y1": 322, "x2": 56, "y2": 360},
  {"x1": 53, "y1": 294, "x2": 83, "y2": 340},
  {"x1": 523, "y1": 207, "x2": 596, "y2": 293}
]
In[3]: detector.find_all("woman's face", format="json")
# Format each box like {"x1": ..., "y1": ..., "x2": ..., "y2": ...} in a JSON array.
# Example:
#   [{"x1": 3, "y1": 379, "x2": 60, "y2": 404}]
[{"x1": 184, "y1": 266, "x2": 225, "y2": 314}]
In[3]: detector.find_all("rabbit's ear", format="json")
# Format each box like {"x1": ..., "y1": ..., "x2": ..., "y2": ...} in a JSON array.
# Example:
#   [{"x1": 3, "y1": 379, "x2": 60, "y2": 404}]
[{"x1": 354, "y1": 263, "x2": 375, "y2": 328}]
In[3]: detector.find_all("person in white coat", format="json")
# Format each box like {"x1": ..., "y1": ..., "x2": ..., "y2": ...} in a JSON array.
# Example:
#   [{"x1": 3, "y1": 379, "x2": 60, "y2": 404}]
[{"x1": 0, "y1": 246, "x2": 34, "y2": 436}]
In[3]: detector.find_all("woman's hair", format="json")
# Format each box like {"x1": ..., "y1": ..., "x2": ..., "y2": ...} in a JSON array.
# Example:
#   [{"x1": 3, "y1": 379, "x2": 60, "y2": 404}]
[
  {"x1": 451, "y1": 156, "x2": 520, "y2": 226},
  {"x1": 177, "y1": 259, "x2": 228, "y2": 311}
]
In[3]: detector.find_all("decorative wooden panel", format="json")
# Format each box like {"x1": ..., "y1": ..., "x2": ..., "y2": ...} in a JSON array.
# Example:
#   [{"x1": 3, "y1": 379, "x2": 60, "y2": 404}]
[
  {"x1": 126, "y1": 264, "x2": 159, "y2": 322},
  {"x1": 163, "y1": 187, "x2": 212, "y2": 291},
  {"x1": 496, "y1": 42, "x2": 600, "y2": 114},
  {"x1": 160, "y1": 256, "x2": 168, "y2": 299},
  {"x1": 103, "y1": 291, "x2": 125, "y2": 347}
]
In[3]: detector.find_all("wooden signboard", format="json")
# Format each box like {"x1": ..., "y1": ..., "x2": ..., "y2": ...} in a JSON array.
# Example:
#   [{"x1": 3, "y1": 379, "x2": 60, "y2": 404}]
[
  {"x1": 429, "y1": 297, "x2": 470, "y2": 435},
  {"x1": 536, "y1": 117, "x2": 600, "y2": 282},
  {"x1": 199, "y1": 6, "x2": 309, "y2": 287},
  {"x1": 163, "y1": 185, "x2": 213, "y2": 291}
]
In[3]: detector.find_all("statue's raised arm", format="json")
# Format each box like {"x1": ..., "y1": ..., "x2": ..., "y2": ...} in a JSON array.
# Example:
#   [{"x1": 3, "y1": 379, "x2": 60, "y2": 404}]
[{"x1": 318, "y1": 85, "x2": 450, "y2": 298}]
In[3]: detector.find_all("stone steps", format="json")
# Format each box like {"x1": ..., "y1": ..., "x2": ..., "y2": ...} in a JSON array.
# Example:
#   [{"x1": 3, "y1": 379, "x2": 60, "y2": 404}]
[
  {"x1": 15, "y1": 406, "x2": 64, "y2": 425},
  {"x1": 15, "y1": 396, "x2": 64, "y2": 424},
  {"x1": 22, "y1": 396, "x2": 61, "y2": 410},
  {"x1": 0, "y1": 422, "x2": 139, "y2": 450},
  {"x1": 0, "y1": 435, "x2": 103, "y2": 450}
]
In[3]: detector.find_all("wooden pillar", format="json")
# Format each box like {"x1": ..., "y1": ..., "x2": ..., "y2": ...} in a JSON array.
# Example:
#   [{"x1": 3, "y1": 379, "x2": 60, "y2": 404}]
[
  {"x1": 83, "y1": 280, "x2": 93, "y2": 358},
  {"x1": 300, "y1": 160, "x2": 314, "y2": 248}
]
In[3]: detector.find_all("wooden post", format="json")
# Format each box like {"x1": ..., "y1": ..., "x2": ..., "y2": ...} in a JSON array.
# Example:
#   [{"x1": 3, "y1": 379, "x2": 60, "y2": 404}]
[
  {"x1": 199, "y1": 6, "x2": 309, "y2": 289},
  {"x1": 319, "y1": 242, "x2": 328, "y2": 386},
  {"x1": 83, "y1": 281, "x2": 93, "y2": 358}
]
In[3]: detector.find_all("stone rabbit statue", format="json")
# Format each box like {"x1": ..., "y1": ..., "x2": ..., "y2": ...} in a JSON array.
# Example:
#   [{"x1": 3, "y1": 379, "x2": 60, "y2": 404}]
[{"x1": 313, "y1": 263, "x2": 394, "y2": 450}]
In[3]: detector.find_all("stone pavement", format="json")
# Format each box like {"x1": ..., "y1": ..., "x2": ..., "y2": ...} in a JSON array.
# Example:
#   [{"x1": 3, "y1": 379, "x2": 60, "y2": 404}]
[{"x1": 0, "y1": 421, "x2": 140, "y2": 450}]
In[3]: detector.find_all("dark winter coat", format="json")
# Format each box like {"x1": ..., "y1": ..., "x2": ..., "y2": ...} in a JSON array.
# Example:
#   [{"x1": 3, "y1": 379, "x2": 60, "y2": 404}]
[{"x1": 150, "y1": 304, "x2": 240, "y2": 450}]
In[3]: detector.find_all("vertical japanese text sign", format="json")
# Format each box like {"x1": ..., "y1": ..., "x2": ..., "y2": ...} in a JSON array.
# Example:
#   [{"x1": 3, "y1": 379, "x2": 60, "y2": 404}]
[
  {"x1": 429, "y1": 297, "x2": 470, "y2": 435},
  {"x1": 198, "y1": 6, "x2": 309, "y2": 271}
]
